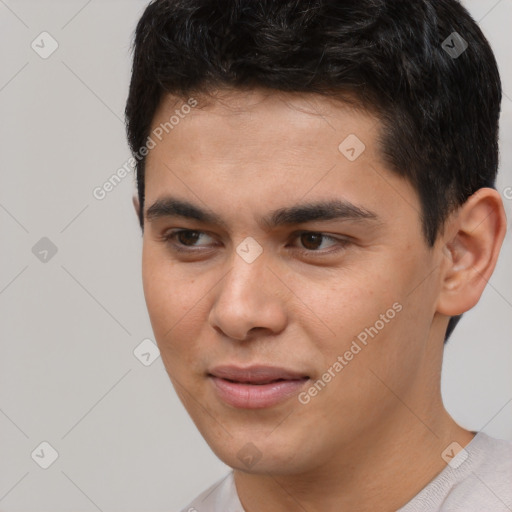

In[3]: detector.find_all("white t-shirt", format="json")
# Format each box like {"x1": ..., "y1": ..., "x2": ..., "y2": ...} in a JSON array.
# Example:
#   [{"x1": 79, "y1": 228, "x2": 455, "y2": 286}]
[{"x1": 180, "y1": 432, "x2": 512, "y2": 512}]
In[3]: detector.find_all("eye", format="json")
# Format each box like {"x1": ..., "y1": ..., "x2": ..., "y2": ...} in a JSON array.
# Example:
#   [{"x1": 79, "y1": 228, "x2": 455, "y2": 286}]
[
  {"x1": 162, "y1": 229, "x2": 217, "y2": 252},
  {"x1": 290, "y1": 231, "x2": 350, "y2": 254}
]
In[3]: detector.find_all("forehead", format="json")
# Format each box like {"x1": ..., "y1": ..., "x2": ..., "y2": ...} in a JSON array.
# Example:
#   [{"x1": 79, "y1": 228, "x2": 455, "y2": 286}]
[
  {"x1": 146, "y1": 88, "x2": 380, "y2": 179},
  {"x1": 143, "y1": 88, "x2": 420, "y2": 229},
  {"x1": 150, "y1": 88, "x2": 378, "y2": 149}
]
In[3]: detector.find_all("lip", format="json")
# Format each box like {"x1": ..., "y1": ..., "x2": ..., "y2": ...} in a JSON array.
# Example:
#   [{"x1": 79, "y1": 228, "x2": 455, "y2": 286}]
[{"x1": 208, "y1": 365, "x2": 310, "y2": 409}]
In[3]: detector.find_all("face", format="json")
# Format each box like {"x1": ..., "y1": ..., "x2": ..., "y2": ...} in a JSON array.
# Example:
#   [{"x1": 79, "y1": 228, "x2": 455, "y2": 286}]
[{"x1": 141, "y1": 88, "x2": 446, "y2": 475}]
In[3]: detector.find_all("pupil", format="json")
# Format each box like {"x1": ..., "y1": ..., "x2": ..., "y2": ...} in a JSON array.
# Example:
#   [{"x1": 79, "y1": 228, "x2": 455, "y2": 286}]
[
  {"x1": 302, "y1": 233, "x2": 322, "y2": 250},
  {"x1": 180, "y1": 231, "x2": 199, "y2": 245}
]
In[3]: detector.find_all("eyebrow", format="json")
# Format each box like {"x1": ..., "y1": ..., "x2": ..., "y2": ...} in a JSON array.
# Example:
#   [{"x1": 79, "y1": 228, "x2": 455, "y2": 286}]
[{"x1": 145, "y1": 196, "x2": 379, "y2": 230}]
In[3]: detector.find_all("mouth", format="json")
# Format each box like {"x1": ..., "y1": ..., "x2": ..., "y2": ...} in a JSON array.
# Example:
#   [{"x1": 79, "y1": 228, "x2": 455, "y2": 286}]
[
  {"x1": 220, "y1": 377, "x2": 301, "y2": 385},
  {"x1": 208, "y1": 365, "x2": 310, "y2": 409}
]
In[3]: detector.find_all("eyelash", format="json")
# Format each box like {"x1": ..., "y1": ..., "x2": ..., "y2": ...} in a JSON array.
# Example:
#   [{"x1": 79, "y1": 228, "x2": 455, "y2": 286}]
[{"x1": 161, "y1": 229, "x2": 350, "y2": 256}]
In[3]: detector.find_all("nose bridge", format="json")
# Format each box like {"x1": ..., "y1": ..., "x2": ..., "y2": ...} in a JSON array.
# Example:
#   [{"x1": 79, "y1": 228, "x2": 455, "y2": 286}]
[
  {"x1": 221, "y1": 246, "x2": 271, "y2": 307},
  {"x1": 209, "y1": 245, "x2": 287, "y2": 340}
]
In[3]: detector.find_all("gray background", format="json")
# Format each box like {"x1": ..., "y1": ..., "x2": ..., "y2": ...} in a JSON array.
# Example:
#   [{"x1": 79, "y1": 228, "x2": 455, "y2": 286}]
[{"x1": 0, "y1": 1, "x2": 511, "y2": 511}]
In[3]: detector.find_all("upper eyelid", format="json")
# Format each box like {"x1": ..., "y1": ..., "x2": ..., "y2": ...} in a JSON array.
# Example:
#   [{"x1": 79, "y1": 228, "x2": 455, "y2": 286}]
[{"x1": 164, "y1": 228, "x2": 216, "y2": 241}]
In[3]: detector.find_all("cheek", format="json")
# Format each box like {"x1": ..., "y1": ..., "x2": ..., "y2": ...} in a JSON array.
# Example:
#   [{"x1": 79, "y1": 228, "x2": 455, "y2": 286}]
[
  {"x1": 142, "y1": 247, "x2": 171, "y2": 333},
  {"x1": 306, "y1": 261, "x2": 424, "y2": 388},
  {"x1": 303, "y1": 268, "x2": 399, "y2": 348},
  {"x1": 141, "y1": 244, "x2": 199, "y2": 349},
  {"x1": 141, "y1": 242, "x2": 220, "y2": 383}
]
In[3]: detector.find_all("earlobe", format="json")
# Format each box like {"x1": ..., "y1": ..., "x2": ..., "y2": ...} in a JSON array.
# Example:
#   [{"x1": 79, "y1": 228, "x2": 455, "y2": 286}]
[{"x1": 436, "y1": 188, "x2": 507, "y2": 316}]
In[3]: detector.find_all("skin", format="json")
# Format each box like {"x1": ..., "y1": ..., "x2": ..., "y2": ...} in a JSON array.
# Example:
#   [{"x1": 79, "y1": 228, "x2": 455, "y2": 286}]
[{"x1": 137, "y1": 88, "x2": 507, "y2": 512}]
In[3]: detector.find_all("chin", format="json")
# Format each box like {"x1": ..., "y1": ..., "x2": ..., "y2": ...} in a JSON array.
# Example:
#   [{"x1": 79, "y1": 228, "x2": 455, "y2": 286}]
[{"x1": 202, "y1": 429, "x2": 310, "y2": 475}]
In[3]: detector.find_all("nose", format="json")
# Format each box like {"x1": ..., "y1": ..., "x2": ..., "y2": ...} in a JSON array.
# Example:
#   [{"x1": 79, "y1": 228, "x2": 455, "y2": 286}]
[{"x1": 208, "y1": 251, "x2": 288, "y2": 341}]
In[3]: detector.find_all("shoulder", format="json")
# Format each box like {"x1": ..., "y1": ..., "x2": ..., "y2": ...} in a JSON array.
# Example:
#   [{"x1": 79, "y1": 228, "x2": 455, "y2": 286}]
[
  {"x1": 399, "y1": 432, "x2": 512, "y2": 512},
  {"x1": 453, "y1": 433, "x2": 512, "y2": 510}
]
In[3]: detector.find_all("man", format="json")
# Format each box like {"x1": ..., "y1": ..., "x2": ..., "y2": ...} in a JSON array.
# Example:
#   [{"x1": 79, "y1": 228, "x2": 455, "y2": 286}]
[{"x1": 125, "y1": 0, "x2": 512, "y2": 510}]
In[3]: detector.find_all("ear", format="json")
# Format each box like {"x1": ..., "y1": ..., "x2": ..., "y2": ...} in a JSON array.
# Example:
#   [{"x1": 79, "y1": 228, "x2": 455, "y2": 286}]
[
  {"x1": 436, "y1": 188, "x2": 507, "y2": 317},
  {"x1": 132, "y1": 195, "x2": 143, "y2": 227}
]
